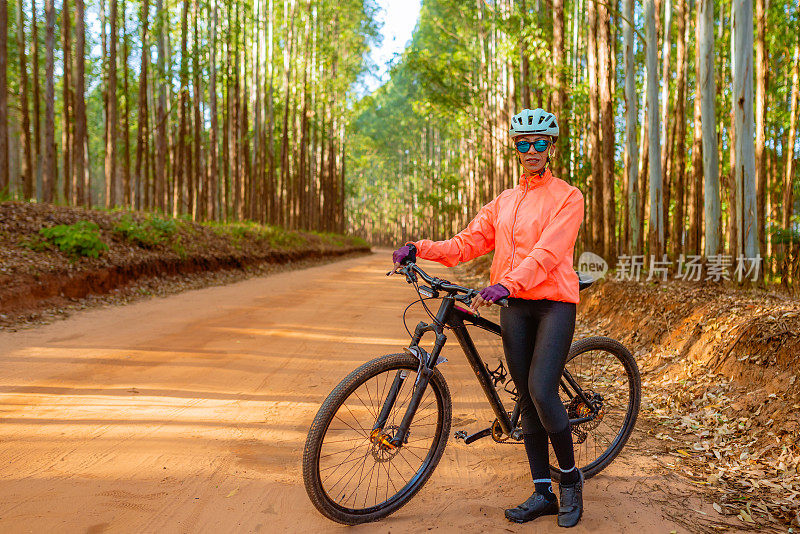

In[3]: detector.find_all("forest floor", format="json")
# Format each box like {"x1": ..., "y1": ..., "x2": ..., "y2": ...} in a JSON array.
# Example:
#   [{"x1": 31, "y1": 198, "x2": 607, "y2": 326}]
[
  {"x1": 456, "y1": 254, "x2": 800, "y2": 532},
  {"x1": 0, "y1": 251, "x2": 785, "y2": 533},
  {"x1": 0, "y1": 201, "x2": 370, "y2": 331}
]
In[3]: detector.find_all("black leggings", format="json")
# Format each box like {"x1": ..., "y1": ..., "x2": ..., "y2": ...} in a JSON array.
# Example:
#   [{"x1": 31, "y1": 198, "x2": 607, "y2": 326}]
[{"x1": 499, "y1": 298, "x2": 576, "y2": 435}]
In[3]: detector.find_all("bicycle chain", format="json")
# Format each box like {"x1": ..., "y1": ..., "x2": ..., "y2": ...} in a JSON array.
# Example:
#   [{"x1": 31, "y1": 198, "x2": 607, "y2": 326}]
[{"x1": 492, "y1": 413, "x2": 524, "y2": 444}]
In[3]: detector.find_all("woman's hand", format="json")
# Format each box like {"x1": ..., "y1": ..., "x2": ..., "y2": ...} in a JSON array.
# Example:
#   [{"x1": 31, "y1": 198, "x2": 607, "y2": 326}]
[
  {"x1": 389, "y1": 243, "x2": 416, "y2": 274},
  {"x1": 469, "y1": 283, "x2": 510, "y2": 313}
]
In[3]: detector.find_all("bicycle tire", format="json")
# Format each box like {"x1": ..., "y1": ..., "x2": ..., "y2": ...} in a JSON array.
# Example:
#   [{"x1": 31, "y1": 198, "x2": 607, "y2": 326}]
[
  {"x1": 303, "y1": 353, "x2": 452, "y2": 525},
  {"x1": 549, "y1": 336, "x2": 641, "y2": 481}
]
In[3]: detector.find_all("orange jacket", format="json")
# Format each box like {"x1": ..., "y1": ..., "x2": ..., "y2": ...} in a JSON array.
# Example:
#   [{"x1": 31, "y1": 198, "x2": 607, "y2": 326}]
[{"x1": 410, "y1": 168, "x2": 585, "y2": 304}]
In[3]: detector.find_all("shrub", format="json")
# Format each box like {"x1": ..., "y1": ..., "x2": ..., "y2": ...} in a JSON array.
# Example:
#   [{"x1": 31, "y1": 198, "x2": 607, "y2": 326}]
[
  {"x1": 39, "y1": 221, "x2": 108, "y2": 258},
  {"x1": 114, "y1": 214, "x2": 178, "y2": 247},
  {"x1": 150, "y1": 215, "x2": 178, "y2": 237}
]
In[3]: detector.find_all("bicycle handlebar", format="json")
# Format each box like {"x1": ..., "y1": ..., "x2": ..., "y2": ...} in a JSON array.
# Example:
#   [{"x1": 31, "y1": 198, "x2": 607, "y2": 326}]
[{"x1": 387, "y1": 261, "x2": 510, "y2": 308}]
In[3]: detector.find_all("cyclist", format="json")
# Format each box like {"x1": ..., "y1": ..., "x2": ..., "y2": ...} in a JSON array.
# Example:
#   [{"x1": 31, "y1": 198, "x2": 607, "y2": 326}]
[{"x1": 392, "y1": 108, "x2": 585, "y2": 528}]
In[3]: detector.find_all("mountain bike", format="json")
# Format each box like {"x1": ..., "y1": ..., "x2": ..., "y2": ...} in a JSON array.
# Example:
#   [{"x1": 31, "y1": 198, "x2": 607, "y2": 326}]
[{"x1": 302, "y1": 261, "x2": 641, "y2": 525}]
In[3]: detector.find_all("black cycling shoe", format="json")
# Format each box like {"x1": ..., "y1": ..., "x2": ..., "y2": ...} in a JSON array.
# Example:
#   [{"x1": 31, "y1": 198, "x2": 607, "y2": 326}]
[
  {"x1": 504, "y1": 492, "x2": 558, "y2": 524},
  {"x1": 557, "y1": 469, "x2": 584, "y2": 528}
]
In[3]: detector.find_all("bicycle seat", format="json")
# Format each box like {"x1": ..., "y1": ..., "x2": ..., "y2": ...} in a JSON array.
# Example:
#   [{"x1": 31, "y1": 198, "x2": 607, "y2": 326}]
[{"x1": 575, "y1": 270, "x2": 595, "y2": 291}]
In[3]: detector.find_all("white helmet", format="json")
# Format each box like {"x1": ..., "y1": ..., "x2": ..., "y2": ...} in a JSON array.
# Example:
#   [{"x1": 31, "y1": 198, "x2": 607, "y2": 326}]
[{"x1": 509, "y1": 108, "x2": 559, "y2": 139}]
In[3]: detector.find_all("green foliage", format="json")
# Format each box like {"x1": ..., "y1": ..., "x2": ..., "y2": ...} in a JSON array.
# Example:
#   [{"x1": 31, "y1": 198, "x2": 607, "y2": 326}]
[
  {"x1": 770, "y1": 227, "x2": 800, "y2": 245},
  {"x1": 309, "y1": 230, "x2": 369, "y2": 248},
  {"x1": 149, "y1": 215, "x2": 180, "y2": 237},
  {"x1": 38, "y1": 221, "x2": 109, "y2": 258},
  {"x1": 171, "y1": 235, "x2": 187, "y2": 258},
  {"x1": 205, "y1": 221, "x2": 309, "y2": 249},
  {"x1": 113, "y1": 214, "x2": 178, "y2": 247}
]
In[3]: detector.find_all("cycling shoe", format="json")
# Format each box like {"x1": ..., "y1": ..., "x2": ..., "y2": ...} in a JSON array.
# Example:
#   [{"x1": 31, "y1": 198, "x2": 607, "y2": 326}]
[
  {"x1": 557, "y1": 469, "x2": 584, "y2": 527},
  {"x1": 504, "y1": 492, "x2": 558, "y2": 524}
]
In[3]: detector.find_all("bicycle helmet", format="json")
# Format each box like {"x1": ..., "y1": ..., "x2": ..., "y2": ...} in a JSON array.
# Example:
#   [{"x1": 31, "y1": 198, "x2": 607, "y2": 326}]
[{"x1": 509, "y1": 108, "x2": 559, "y2": 140}]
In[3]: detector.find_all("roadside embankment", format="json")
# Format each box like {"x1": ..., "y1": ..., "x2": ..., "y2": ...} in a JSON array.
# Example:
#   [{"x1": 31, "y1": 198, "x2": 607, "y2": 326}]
[
  {"x1": 454, "y1": 253, "x2": 800, "y2": 529},
  {"x1": 0, "y1": 201, "x2": 370, "y2": 329}
]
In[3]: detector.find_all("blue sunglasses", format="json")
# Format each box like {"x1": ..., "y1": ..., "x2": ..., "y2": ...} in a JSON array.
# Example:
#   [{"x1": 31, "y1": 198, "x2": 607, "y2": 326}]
[{"x1": 515, "y1": 139, "x2": 551, "y2": 153}]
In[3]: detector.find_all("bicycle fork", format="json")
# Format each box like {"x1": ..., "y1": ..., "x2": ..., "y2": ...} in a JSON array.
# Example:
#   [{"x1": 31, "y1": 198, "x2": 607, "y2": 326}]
[{"x1": 370, "y1": 298, "x2": 453, "y2": 450}]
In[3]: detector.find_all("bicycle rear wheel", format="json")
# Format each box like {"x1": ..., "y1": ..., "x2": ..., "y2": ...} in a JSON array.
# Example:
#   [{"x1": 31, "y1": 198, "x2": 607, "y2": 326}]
[
  {"x1": 549, "y1": 336, "x2": 641, "y2": 481},
  {"x1": 302, "y1": 353, "x2": 452, "y2": 525}
]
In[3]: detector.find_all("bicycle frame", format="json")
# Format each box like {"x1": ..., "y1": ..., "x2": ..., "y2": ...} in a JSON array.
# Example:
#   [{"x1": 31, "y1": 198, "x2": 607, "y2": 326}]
[{"x1": 373, "y1": 291, "x2": 600, "y2": 450}]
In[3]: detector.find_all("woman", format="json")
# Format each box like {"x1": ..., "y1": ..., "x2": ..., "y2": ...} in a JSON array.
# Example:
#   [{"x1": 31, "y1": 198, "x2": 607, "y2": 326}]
[{"x1": 392, "y1": 108, "x2": 585, "y2": 528}]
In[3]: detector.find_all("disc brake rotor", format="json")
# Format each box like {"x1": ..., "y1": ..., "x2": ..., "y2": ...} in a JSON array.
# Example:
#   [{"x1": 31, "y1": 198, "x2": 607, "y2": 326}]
[
  {"x1": 567, "y1": 391, "x2": 604, "y2": 444},
  {"x1": 370, "y1": 426, "x2": 402, "y2": 462}
]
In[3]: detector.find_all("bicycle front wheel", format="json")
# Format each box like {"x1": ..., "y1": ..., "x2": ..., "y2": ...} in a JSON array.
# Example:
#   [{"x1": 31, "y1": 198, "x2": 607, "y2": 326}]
[
  {"x1": 302, "y1": 353, "x2": 452, "y2": 525},
  {"x1": 550, "y1": 336, "x2": 641, "y2": 481}
]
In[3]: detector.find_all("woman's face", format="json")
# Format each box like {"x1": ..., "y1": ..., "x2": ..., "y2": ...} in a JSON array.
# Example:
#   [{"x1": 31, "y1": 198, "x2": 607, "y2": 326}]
[{"x1": 513, "y1": 134, "x2": 553, "y2": 174}]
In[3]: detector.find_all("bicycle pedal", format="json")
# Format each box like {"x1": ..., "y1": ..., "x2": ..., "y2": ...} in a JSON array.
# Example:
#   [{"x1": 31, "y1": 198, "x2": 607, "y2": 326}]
[{"x1": 455, "y1": 427, "x2": 493, "y2": 444}]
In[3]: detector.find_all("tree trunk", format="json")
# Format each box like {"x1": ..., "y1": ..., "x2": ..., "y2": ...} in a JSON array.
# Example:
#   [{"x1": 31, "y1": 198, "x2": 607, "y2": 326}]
[
  {"x1": 31, "y1": 0, "x2": 42, "y2": 198},
  {"x1": 551, "y1": 0, "x2": 569, "y2": 183},
  {"x1": 74, "y1": 0, "x2": 87, "y2": 205},
  {"x1": 17, "y1": 0, "x2": 33, "y2": 199},
  {"x1": 520, "y1": 0, "x2": 531, "y2": 109},
  {"x1": 266, "y1": 0, "x2": 275, "y2": 224},
  {"x1": 754, "y1": 0, "x2": 768, "y2": 264},
  {"x1": 598, "y1": 0, "x2": 615, "y2": 261},
  {"x1": 192, "y1": 0, "x2": 204, "y2": 220},
  {"x1": 62, "y1": 0, "x2": 72, "y2": 203},
  {"x1": 783, "y1": 36, "x2": 799, "y2": 232},
  {"x1": 43, "y1": 0, "x2": 56, "y2": 202},
  {"x1": 699, "y1": 0, "x2": 720, "y2": 256},
  {"x1": 688, "y1": 0, "x2": 703, "y2": 256},
  {"x1": 0, "y1": 0, "x2": 8, "y2": 194},
  {"x1": 134, "y1": 0, "x2": 150, "y2": 210},
  {"x1": 155, "y1": 0, "x2": 167, "y2": 213},
  {"x1": 671, "y1": 0, "x2": 688, "y2": 255},
  {"x1": 177, "y1": 0, "x2": 189, "y2": 215},
  {"x1": 587, "y1": 0, "x2": 602, "y2": 254},
  {"x1": 645, "y1": 0, "x2": 664, "y2": 256},
  {"x1": 279, "y1": 2, "x2": 297, "y2": 227},
  {"x1": 121, "y1": 0, "x2": 131, "y2": 206},
  {"x1": 637, "y1": 81, "x2": 649, "y2": 255},
  {"x1": 222, "y1": 0, "x2": 231, "y2": 220},
  {"x1": 209, "y1": 0, "x2": 218, "y2": 220},
  {"x1": 105, "y1": 0, "x2": 118, "y2": 207},
  {"x1": 659, "y1": 0, "x2": 673, "y2": 250},
  {"x1": 623, "y1": 0, "x2": 639, "y2": 254},
  {"x1": 732, "y1": 0, "x2": 758, "y2": 263}
]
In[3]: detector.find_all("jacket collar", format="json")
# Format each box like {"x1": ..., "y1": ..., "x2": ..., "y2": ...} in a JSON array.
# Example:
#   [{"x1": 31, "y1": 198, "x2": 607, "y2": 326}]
[{"x1": 519, "y1": 167, "x2": 554, "y2": 190}]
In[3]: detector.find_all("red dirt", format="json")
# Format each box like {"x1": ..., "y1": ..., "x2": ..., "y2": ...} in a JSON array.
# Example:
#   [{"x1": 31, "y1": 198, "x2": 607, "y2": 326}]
[{"x1": 0, "y1": 251, "x2": 741, "y2": 533}]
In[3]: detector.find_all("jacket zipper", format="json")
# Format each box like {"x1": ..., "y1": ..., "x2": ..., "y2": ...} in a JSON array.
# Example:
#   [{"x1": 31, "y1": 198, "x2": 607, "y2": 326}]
[{"x1": 510, "y1": 179, "x2": 529, "y2": 270}]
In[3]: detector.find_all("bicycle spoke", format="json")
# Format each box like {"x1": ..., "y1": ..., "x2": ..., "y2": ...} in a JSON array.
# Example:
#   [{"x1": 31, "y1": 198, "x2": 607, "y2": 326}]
[
  {"x1": 352, "y1": 389, "x2": 378, "y2": 421},
  {"x1": 327, "y1": 450, "x2": 371, "y2": 493},
  {"x1": 341, "y1": 403, "x2": 370, "y2": 436},
  {"x1": 347, "y1": 453, "x2": 376, "y2": 508},
  {"x1": 332, "y1": 413, "x2": 368, "y2": 439},
  {"x1": 314, "y1": 360, "x2": 445, "y2": 514},
  {"x1": 552, "y1": 343, "x2": 637, "y2": 477}
]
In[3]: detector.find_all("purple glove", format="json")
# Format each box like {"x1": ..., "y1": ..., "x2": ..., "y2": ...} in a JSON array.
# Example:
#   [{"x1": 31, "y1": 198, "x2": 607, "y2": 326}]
[
  {"x1": 479, "y1": 283, "x2": 510, "y2": 303},
  {"x1": 392, "y1": 243, "x2": 416, "y2": 265}
]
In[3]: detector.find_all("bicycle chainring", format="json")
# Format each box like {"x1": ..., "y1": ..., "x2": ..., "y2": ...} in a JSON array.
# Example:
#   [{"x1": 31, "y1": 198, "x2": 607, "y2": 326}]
[{"x1": 491, "y1": 413, "x2": 524, "y2": 444}]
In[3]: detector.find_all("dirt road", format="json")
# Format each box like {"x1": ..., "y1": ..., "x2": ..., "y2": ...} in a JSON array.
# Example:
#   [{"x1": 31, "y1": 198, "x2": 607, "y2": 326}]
[{"x1": 0, "y1": 251, "x2": 703, "y2": 533}]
